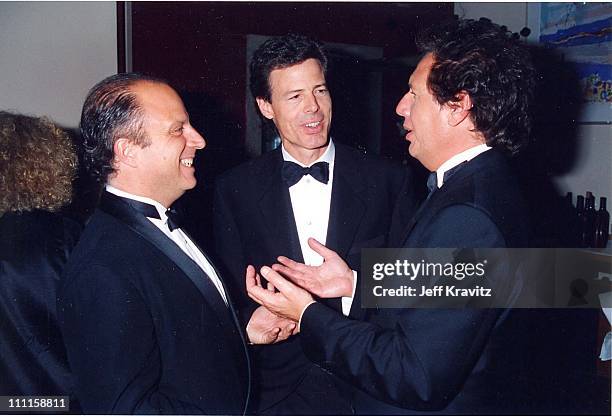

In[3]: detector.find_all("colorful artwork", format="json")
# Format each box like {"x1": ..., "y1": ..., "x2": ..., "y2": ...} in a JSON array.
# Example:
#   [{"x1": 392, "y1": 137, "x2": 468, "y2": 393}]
[{"x1": 539, "y1": 2, "x2": 612, "y2": 122}]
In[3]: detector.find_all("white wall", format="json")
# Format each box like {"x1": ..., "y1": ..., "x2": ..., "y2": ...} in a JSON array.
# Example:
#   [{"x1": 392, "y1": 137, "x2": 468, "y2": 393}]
[
  {"x1": 455, "y1": 2, "x2": 612, "y2": 202},
  {"x1": 0, "y1": 1, "x2": 117, "y2": 128},
  {"x1": 555, "y1": 125, "x2": 611, "y2": 200}
]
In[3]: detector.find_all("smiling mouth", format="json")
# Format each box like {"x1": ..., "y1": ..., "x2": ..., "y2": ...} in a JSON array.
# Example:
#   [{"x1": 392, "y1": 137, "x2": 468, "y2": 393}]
[
  {"x1": 180, "y1": 158, "x2": 194, "y2": 167},
  {"x1": 305, "y1": 121, "x2": 321, "y2": 128}
]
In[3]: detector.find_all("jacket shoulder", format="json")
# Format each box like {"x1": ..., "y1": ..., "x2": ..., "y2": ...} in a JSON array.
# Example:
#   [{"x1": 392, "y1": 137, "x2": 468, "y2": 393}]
[
  {"x1": 335, "y1": 143, "x2": 407, "y2": 178},
  {"x1": 62, "y1": 210, "x2": 145, "y2": 273},
  {"x1": 216, "y1": 149, "x2": 280, "y2": 186}
]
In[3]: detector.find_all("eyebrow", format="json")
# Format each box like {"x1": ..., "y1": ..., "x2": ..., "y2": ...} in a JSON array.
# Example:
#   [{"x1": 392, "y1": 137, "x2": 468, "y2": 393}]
[
  {"x1": 284, "y1": 83, "x2": 327, "y2": 96},
  {"x1": 168, "y1": 120, "x2": 186, "y2": 131},
  {"x1": 285, "y1": 89, "x2": 304, "y2": 96}
]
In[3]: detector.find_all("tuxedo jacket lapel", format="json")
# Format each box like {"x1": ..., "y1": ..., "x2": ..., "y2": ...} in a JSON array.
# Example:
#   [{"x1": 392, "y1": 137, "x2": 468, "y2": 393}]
[
  {"x1": 257, "y1": 150, "x2": 304, "y2": 263},
  {"x1": 395, "y1": 190, "x2": 434, "y2": 246},
  {"x1": 326, "y1": 147, "x2": 366, "y2": 259},
  {"x1": 99, "y1": 193, "x2": 231, "y2": 323},
  {"x1": 180, "y1": 228, "x2": 250, "y2": 336}
]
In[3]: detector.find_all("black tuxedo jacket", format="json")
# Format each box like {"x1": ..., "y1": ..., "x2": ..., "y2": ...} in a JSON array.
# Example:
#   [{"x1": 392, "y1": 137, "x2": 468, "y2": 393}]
[
  {"x1": 58, "y1": 192, "x2": 250, "y2": 414},
  {"x1": 393, "y1": 150, "x2": 528, "y2": 249},
  {"x1": 213, "y1": 143, "x2": 416, "y2": 412},
  {"x1": 298, "y1": 150, "x2": 532, "y2": 414}
]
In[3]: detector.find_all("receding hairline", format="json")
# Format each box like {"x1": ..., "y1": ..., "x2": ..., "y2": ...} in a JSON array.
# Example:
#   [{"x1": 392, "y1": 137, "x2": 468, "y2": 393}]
[{"x1": 122, "y1": 79, "x2": 172, "y2": 105}]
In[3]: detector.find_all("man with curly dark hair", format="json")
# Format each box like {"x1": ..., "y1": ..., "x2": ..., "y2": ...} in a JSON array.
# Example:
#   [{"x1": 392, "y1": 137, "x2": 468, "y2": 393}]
[
  {"x1": 245, "y1": 18, "x2": 538, "y2": 414},
  {"x1": 405, "y1": 17, "x2": 536, "y2": 164},
  {"x1": 0, "y1": 112, "x2": 81, "y2": 408}
]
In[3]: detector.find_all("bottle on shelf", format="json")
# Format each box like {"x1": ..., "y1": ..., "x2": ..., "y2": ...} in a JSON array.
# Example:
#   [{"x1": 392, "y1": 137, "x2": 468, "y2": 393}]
[
  {"x1": 581, "y1": 192, "x2": 595, "y2": 248},
  {"x1": 576, "y1": 195, "x2": 585, "y2": 247},
  {"x1": 576, "y1": 195, "x2": 584, "y2": 214},
  {"x1": 594, "y1": 197, "x2": 610, "y2": 248},
  {"x1": 580, "y1": 194, "x2": 596, "y2": 247}
]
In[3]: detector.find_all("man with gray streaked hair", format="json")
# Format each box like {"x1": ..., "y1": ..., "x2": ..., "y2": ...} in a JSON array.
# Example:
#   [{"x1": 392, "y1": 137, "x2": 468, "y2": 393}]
[{"x1": 58, "y1": 73, "x2": 269, "y2": 414}]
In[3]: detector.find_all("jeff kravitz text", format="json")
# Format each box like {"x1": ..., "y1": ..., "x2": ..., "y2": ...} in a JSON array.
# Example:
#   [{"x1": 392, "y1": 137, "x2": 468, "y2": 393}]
[
  {"x1": 370, "y1": 258, "x2": 493, "y2": 300},
  {"x1": 372, "y1": 285, "x2": 492, "y2": 297}
]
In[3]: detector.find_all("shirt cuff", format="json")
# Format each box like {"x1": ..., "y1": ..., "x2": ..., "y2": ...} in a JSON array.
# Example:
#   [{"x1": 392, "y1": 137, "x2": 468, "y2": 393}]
[
  {"x1": 298, "y1": 300, "x2": 318, "y2": 332},
  {"x1": 340, "y1": 270, "x2": 357, "y2": 316},
  {"x1": 245, "y1": 316, "x2": 255, "y2": 345}
]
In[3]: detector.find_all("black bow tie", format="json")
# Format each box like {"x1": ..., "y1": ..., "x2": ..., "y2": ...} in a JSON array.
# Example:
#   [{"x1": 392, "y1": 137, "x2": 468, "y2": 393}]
[
  {"x1": 282, "y1": 161, "x2": 329, "y2": 187},
  {"x1": 165, "y1": 207, "x2": 183, "y2": 231},
  {"x1": 121, "y1": 198, "x2": 182, "y2": 231}
]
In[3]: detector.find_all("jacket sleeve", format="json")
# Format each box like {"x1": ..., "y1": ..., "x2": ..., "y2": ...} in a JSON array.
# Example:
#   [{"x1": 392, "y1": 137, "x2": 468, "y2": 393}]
[
  {"x1": 300, "y1": 205, "x2": 507, "y2": 411},
  {"x1": 301, "y1": 300, "x2": 501, "y2": 411}
]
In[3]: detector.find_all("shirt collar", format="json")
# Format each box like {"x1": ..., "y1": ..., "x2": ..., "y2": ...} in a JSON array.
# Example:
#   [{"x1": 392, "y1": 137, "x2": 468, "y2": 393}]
[
  {"x1": 281, "y1": 139, "x2": 335, "y2": 167},
  {"x1": 105, "y1": 184, "x2": 169, "y2": 221},
  {"x1": 435, "y1": 143, "x2": 491, "y2": 188}
]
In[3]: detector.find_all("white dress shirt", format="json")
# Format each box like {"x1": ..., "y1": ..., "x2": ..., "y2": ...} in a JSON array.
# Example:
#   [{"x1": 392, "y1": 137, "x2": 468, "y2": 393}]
[
  {"x1": 282, "y1": 140, "x2": 355, "y2": 316},
  {"x1": 105, "y1": 185, "x2": 228, "y2": 305},
  {"x1": 435, "y1": 143, "x2": 492, "y2": 188}
]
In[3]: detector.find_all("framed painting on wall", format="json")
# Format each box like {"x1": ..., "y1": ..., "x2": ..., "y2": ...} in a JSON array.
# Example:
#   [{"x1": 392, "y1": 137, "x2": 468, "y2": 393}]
[{"x1": 528, "y1": 2, "x2": 612, "y2": 123}]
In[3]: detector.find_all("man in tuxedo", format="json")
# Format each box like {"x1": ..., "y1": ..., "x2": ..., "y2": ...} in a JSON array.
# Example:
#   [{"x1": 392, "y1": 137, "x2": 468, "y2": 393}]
[
  {"x1": 213, "y1": 34, "x2": 414, "y2": 414},
  {"x1": 59, "y1": 73, "x2": 294, "y2": 414},
  {"x1": 247, "y1": 19, "x2": 537, "y2": 414}
]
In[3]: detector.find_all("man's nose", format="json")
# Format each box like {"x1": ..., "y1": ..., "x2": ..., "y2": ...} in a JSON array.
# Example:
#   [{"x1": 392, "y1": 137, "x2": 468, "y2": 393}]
[
  {"x1": 395, "y1": 94, "x2": 411, "y2": 117},
  {"x1": 188, "y1": 127, "x2": 206, "y2": 149},
  {"x1": 303, "y1": 93, "x2": 320, "y2": 113}
]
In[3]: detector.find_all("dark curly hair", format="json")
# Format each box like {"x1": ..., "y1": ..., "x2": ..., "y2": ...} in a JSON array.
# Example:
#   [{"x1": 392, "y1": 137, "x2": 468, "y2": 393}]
[
  {"x1": 250, "y1": 34, "x2": 328, "y2": 102},
  {"x1": 0, "y1": 111, "x2": 77, "y2": 215},
  {"x1": 416, "y1": 18, "x2": 537, "y2": 155},
  {"x1": 80, "y1": 73, "x2": 165, "y2": 184}
]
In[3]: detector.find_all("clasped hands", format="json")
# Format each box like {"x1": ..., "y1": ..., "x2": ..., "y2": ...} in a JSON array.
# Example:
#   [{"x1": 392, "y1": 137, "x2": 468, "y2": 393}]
[{"x1": 245, "y1": 238, "x2": 353, "y2": 344}]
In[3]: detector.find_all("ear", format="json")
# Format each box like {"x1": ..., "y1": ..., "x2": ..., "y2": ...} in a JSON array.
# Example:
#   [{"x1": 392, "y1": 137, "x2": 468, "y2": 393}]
[
  {"x1": 113, "y1": 138, "x2": 138, "y2": 168},
  {"x1": 446, "y1": 91, "x2": 473, "y2": 127},
  {"x1": 256, "y1": 97, "x2": 275, "y2": 120}
]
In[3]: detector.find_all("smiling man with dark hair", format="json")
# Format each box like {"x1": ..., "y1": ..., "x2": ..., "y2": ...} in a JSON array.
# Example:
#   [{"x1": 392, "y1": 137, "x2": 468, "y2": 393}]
[{"x1": 214, "y1": 34, "x2": 415, "y2": 414}]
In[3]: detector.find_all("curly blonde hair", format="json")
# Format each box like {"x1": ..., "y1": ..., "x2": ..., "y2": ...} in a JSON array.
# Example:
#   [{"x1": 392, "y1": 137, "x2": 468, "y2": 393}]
[{"x1": 0, "y1": 111, "x2": 77, "y2": 215}]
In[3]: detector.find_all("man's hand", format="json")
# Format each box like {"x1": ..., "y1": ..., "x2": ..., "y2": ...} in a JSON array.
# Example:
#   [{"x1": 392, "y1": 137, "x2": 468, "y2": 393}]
[
  {"x1": 246, "y1": 305, "x2": 297, "y2": 344},
  {"x1": 246, "y1": 265, "x2": 314, "y2": 322},
  {"x1": 272, "y1": 238, "x2": 354, "y2": 298}
]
